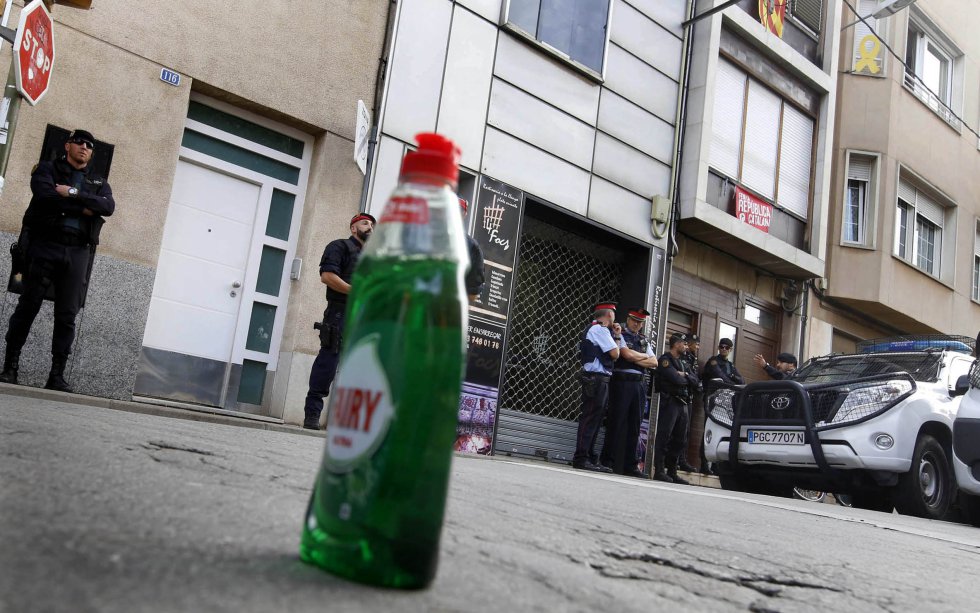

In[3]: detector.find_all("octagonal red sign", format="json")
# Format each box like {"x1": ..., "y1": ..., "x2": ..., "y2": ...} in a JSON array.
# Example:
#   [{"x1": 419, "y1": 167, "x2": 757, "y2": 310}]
[{"x1": 13, "y1": 0, "x2": 55, "y2": 106}]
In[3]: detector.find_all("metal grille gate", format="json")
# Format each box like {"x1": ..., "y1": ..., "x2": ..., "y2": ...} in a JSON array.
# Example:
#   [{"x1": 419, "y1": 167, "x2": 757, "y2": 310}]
[{"x1": 494, "y1": 216, "x2": 625, "y2": 462}]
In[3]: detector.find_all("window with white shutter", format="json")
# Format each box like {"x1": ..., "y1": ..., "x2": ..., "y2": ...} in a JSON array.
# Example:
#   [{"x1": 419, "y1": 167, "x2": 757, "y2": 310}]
[
  {"x1": 710, "y1": 60, "x2": 747, "y2": 179},
  {"x1": 776, "y1": 105, "x2": 814, "y2": 219},
  {"x1": 851, "y1": 0, "x2": 883, "y2": 76},
  {"x1": 843, "y1": 153, "x2": 875, "y2": 246},
  {"x1": 741, "y1": 82, "x2": 780, "y2": 200},
  {"x1": 791, "y1": 0, "x2": 823, "y2": 34},
  {"x1": 894, "y1": 176, "x2": 952, "y2": 278}
]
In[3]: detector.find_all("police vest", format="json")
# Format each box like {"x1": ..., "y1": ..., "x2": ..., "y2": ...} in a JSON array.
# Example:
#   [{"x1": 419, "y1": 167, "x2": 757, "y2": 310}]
[
  {"x1": 580, "y1": 324, "x2": 614, "y2": 371},
  {"x1": 613, "y1": 327, "x2": 648, "y2": 373}
]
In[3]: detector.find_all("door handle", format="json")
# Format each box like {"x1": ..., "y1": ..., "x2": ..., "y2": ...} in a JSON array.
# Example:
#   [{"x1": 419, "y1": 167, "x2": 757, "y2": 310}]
[{"x1": 232, "y1": 281, "x2": 242, "y2": 288}]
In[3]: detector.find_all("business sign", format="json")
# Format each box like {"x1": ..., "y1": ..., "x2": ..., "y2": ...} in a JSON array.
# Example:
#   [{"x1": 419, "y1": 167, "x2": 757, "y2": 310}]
[
  {"x1": 758, "y1": 0, "x2": 785, "y2": 38},
  {"x1": 733, "y1": 186, "x2": 773, "y2": 233},
  {"x1": 456, "y1": 176, "x2": 525, "y2": 455}
]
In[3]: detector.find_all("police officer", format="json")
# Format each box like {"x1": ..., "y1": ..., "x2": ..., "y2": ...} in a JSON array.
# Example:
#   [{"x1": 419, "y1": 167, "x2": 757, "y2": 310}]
[
  {"x1": 572, "y1": 302, "x2": 620, "y2": 473},
  {"x1": 753, "y1": 352, "x2": 798, "y2": 380},
  {"x1": 600, "y1": 307, "x2": 657, "y2": 477},
  {"x1": 302, "y1": 212, "x2": 376, "y2": 430},
  {"x1": 702, "y1": 338, "x2": 745, "y2": 386},
  {"x1": 675, "y1": 334, "x2": 702, "y2": 473},
  {"x1": 699, "y1": 337, "x2": 744, "y2": 473},
  {"x1": 653, "y1": 333, "x2": 700, "y2": 484},
  {"x1": 0, "y1": 129, "x2": 115, "y2": 392}
]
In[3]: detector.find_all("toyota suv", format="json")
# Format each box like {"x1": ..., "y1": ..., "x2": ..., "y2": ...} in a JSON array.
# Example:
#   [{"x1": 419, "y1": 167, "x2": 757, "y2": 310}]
[
  {"x1": 703, "y1": 336, "x2": 974, "y2": 520},
  {"x1": 953, "y1": 352, "x2": 980, "y2": 526}
]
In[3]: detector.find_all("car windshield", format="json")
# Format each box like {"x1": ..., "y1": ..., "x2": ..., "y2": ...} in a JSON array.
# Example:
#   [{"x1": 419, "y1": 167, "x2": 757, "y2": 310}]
[{"x1": 793, "y1": 352, "x2": 943, "y2": 384}]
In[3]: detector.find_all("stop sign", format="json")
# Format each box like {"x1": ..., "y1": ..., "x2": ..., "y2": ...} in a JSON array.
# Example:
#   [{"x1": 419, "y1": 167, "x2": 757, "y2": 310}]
[{"x1": 12, "y1": 0, "x2": 55, "y2": 106}]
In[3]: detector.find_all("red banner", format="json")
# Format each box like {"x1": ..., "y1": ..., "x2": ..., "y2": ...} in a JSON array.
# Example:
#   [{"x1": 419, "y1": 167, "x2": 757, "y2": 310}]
[{"x1": 733, "y1": 186, "x2": 773, "y2": 233}]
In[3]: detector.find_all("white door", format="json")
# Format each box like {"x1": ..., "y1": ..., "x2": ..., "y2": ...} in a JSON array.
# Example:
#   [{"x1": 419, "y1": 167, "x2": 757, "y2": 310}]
[{"x1": 142, "y1": 160, "x2": 259, "y2": 364}]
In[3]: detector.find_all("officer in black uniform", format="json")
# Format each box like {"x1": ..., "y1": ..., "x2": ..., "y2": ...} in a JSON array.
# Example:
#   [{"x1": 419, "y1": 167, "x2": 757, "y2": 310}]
[
  {"x1": 699, "y1": 337, "x2": 744, "y2": 474},
  {"x1": 572, "y1": 301, "x2": 620, "y2": 473},
  {"x1": 0, "y1": 130, "x2": 115, "y2": 392},
  {"x1": 702, "y1": 338, "x2": 745, "y2": 386},
  {"x1": 302, "y1": 212, "x2": 376, "y2": 430},
  {"x1": 600, "y1": 307, "x2": 657, "y2": 477},
  {"x1": 675, "y1": 334, "x2": 702, "y2": 473},
  {"x1": 653, "y1": 333, "x2": 700, "y2": 484},
  {"x1": 753, "y1": 352, "x2": 797, "y2": 380}
]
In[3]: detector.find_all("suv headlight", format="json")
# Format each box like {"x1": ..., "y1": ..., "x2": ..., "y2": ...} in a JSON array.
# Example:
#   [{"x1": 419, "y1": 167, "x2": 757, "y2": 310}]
[
  {"x1": 708, "y1": 388, "x2": 735, "y2": 427},
  {"x1": 829, "y1": 379, "x2": 913, "y2": 424}
]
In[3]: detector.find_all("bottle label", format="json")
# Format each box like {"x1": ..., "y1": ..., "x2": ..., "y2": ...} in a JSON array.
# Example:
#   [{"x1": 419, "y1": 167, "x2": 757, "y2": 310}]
[
  {"x1": 325, "y1": 333, "x2": 394, "y2": 471},
  {"x1": 380, "y1": 196, "x2": 430, "y2": 225}
]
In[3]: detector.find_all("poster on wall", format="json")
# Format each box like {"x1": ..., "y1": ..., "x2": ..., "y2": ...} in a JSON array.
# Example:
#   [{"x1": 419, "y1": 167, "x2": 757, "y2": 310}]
[{"x1": 455, "y1": 176, "x2": 525, "y2": 455}]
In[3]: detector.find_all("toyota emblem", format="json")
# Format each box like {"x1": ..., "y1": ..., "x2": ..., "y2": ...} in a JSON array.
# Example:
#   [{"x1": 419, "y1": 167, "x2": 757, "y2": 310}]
[{"x1": 770, "y1": 395, "x2": 791, "y2": 410}]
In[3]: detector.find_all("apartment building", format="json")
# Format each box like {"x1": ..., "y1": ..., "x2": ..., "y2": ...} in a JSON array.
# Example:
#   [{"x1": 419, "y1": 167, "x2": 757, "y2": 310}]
[
  {"x1": 0, "y1": 1, "x2": 389, "y2": 424},
  {"x1": 364, "y1": 0, "x2": 685, "y2": 460},
  {"x1": 807, "y1": 0, "x2": 980, "y2": 355}
]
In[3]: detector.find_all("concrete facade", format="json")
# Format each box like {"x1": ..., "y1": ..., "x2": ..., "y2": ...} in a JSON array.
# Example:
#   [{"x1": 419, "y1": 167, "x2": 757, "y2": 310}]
[
  {"x1": 0, "y1": 1, "x2": 389, "y2": 424},
  {"x1": 808, "y1": 0, "x2": 980, "y2": 354}
]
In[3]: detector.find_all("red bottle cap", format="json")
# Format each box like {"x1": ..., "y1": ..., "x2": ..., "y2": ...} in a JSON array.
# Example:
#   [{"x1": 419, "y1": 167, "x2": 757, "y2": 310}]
[{"x1": 399, "y1": 133, "x2": 461, "y2": 188}]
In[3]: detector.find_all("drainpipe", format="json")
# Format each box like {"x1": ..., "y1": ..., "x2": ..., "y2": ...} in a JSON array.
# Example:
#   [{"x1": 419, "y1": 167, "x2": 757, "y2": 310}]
[{"x1": 358, "y1": 0, "x2": 398, "y2": 214}]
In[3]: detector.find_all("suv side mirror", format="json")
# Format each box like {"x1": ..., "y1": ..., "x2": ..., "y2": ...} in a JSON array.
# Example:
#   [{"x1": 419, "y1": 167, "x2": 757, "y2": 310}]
[{"x1": 952, "y1": 374, "x2": 970, "y2": 397}]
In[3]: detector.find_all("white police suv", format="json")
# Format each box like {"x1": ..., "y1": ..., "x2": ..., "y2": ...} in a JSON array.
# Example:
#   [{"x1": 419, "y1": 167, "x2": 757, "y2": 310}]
[
  {"x1": 703, "y1": 336, "x2": 974, "y2": 520},
  {"x1": 953, "y1": 352, "x2": 980, "y2": 526}
]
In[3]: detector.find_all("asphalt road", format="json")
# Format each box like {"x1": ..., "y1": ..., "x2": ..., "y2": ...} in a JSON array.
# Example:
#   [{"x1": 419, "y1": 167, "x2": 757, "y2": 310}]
[{"x1": 2, "y1": 394, "x2": 979, "y2": 612}]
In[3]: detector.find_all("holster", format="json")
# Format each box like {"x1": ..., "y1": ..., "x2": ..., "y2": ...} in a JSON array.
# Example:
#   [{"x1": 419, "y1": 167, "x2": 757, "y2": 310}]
[{"x1": 315, "y1": 320, "x2": 342, "y2": 353}]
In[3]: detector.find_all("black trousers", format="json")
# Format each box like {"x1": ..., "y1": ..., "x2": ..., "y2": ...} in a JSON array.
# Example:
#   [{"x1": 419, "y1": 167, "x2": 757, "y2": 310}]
[
  {"x1": 654, "y1": 395, "x2": 688, "y2": 471},
  {"x1": 5, "y1": 240, "x2": 89, "y2": 357},
  {"x1": 303, "y1": 306, "x2": 345, "y2": 425},
  {"x1": 573, "y1": 372, "x2": 610, "y2": 465},
  {"x1": 600, "y1": 375, "x2": 644, "y2": 474}
]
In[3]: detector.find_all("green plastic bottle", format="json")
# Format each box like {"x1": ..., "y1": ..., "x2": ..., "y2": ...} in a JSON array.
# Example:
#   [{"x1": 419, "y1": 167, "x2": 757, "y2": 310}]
[{"x1": 300, "y1": 133, "x2": 468, "y2": 589}]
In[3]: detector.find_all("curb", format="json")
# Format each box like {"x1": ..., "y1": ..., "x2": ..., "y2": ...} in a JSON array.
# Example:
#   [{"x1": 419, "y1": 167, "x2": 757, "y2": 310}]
[{"x1": 0, "y1": 383, "x2": 324, "y2": 439}]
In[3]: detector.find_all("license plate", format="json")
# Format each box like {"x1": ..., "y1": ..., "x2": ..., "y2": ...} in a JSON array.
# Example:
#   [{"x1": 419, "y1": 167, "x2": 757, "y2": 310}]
[{"x1": 746, "y1": 430, "x2": 804, "y2": 445}]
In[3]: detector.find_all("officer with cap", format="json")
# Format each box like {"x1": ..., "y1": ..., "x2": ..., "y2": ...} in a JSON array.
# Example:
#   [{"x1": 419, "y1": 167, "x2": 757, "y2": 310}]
[
  {"x1": 702, "y1": 338, "x2": 745, "y2": 386},
  {"x1": 302, "y1": 212, "x2": 376, "y2": 430},
  {"x1": 600, "y1": 307, "x2": 658, "y2": 477},
  {"x1": 653, "y1": 332, "x2": 700, "y2": 484},
  {"x1": 572, "y1": 301, "x2": 621, "y2": 473},
  {"x1": 675, "y1": 333, "x2": 702, "y2": 473},
  {"x1": 753, "y1": 352, "x2": 798, "y2": 380},
  {"x1": 0, "y1": 129, "x2": 114, "y2": 392}
]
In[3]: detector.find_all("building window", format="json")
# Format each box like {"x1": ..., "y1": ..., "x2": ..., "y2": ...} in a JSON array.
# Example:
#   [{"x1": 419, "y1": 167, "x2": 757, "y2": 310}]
[
  {"x1": 973, "y1": 221, "x2": 980, "y2": 301},
  {"x1": 904, "y1": 14, "x2": 961, "y2": 128},
  {"x1": 850, "y1": 0, "x2": 884, "y2": 76},
  {"x1": 503, "y1": 0, "x2": 611, "y2": 75},
  {"x1": 894, "y1": 177, "x2": 950, "y2": 279},
  {"x1": 842, "y1": 153, "x2": 876, "y2": 246},
  {"x1": 710, "y1": 59, "x2": 815, "y2": 220},
  {"x1": 790, "y1": 0, "x2": 823, "y2": 34}
]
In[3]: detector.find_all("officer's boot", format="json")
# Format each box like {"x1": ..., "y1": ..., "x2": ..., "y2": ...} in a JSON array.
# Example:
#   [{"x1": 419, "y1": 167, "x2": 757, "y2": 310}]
[
  {"x1": 44, "y1": 354, "x2": 72, "y2": 393},
  {"x1": 666, "y1": 458, "x2": 689, "y2": 486},
  {"x1": 303, "y1": 409, "x2": 322, "y2": 430},
  {"x1": 0, "y1": 347, "x2": 20, "y2": 385},
  {"x1": 652, "y1": 458, "x2": 673, "y2": 483}
]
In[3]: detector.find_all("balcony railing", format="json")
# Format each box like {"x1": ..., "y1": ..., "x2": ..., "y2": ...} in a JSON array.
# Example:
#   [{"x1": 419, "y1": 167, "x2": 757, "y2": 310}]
[{"x1": 903, "y1": 70, "x2": 961, "y2": 131}]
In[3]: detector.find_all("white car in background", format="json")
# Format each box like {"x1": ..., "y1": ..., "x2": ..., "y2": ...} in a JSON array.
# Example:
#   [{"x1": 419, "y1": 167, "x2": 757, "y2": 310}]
[
  {"x1": 953, "y1": 349, "x2": 980, "y2": 526},
  {"x1": 704, "y1": 336, "x2": 974, "y2": 521}
]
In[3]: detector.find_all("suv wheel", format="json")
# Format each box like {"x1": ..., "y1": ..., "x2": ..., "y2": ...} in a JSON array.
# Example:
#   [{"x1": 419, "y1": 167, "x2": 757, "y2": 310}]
[{"x1": 893, "y1": 434, "x2": 953, "y2": 519}]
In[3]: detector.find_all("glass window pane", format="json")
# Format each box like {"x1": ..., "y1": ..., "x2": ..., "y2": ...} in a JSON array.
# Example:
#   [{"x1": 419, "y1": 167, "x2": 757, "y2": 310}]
[
  {"x1": 237, "y1": 359, "x2": 267, "y2": 405},
  {"x1": 266, "y1": 189, "x2": 295, "y2": 240},
  {"x1": 509, "y1": 0, "x2": 541, "y2": 34},
  {"x1": 187, "y1": 101, "x2": 304, "y2": 159},
  {"x1": 896, "y1": 203, "x2": 910, "y2": 259},
  {"x1": 256, "y1": 246, "x2": 287, "y2": 297},
  {"x1": 845, "y1": 180, "x2": 866, "y2": 243},
  {"x1": 538, "y1": 0, "x2": 608, "y2": 72},
  {"x1": 181, "y1": 130, "x2": 300, "y2": 184},
  {"x1": 924, "y1": 42, "x2": 949, "y2": 101},
  {"x1": 744, "y1": 305, "x2": 761, "y2": 324},
  {"x1": 973, "y1": 255, "x2": 980, "y2": 300},
  {"x1": 719, "y1": 322, "x2": 738, "y2": 361},
  {"x1": 915, "y1": 216, "x2": 936, "y2": 274},
  {"x1": 667, "y1": 307, "x2": 693, "y2": 326},
  {"x1": 245, "y1": 302, "x2": 277, "y2": 353}
]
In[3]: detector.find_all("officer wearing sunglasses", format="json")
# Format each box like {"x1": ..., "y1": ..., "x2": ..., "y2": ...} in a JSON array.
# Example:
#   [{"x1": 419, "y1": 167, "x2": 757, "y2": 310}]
[{"x1": 0, "y1": 129, "x2": 115, "y2": 392}]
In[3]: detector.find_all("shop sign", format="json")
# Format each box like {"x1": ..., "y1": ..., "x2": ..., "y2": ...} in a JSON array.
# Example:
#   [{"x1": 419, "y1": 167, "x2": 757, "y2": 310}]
[{"x1": 733, "y1": 186, "x2": 773, "y2": 233}]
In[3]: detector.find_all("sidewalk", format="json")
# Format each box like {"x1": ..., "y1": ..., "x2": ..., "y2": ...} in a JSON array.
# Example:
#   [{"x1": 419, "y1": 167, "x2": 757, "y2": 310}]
[{"x1": 0, "y1": 382, "x2": 722, "y2": 488}]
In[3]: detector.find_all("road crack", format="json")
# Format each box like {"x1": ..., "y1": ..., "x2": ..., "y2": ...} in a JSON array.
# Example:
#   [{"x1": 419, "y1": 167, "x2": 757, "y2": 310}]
[{"x1": 142, "y1": 441, "x2": 216, "y2": 456}]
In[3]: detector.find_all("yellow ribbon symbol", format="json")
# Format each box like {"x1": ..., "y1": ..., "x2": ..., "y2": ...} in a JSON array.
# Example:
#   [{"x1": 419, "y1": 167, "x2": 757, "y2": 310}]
[{"x1": 854, "y1": 34, "x2": 881, "y2": 74}]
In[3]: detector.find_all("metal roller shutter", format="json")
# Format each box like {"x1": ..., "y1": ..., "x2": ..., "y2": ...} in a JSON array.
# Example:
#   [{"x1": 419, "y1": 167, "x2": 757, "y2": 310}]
[
  {"x1": 710, "y1": 59, "x2": 747, "y2": 179},
  {"x1": 741, "y1": 81, "x2": 781, "y2": 200},
  {"x1": 776, "y1": 104, "x2": 814, "y2": 219}
]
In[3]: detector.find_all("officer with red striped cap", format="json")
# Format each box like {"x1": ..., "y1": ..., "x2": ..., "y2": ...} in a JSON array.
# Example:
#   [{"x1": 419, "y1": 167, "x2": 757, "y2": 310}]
[
  {"x1": 600, "y1": 307, "x2": 658, "y2": 477},
  {"x1": 302, "y1": 212, "x2": 376, "y2": 430},
  {"x1": 572, "y1": 301, "x2": 621, "y2": 473}
]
